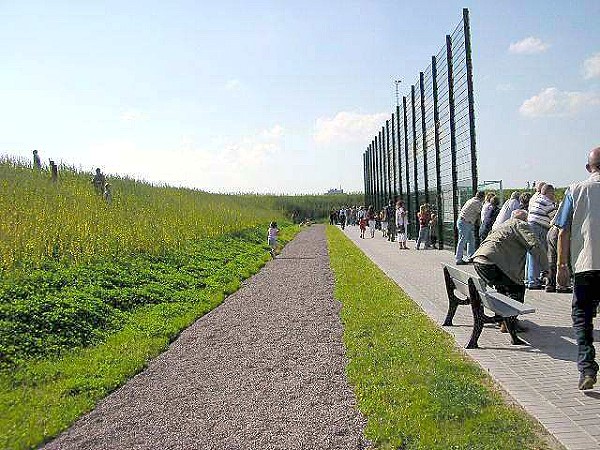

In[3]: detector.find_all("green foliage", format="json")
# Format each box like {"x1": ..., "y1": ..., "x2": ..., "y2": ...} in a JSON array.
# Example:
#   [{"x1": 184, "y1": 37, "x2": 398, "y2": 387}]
[
  {"x1": 0, "y1": 227, "x2": 290, "y2": 370},
  {"x1": 326, "y1": 226, "x2": 550, "y2": 450},
  {"x1": 0, "y1": 225, "x2": 299, "y2": 450}
]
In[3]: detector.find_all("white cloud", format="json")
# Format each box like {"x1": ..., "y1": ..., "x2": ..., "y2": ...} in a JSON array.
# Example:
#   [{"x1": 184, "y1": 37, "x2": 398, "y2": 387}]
[
  {"x1": 508, "y1": 37, "x2": 549, "y2": 54},
  {"x1": 519, "y1": 87, "x2": 600, "y2": 117},
  {"x1": 225, "y1": 79, "x2": 242, "y2": 91},
  {"x1": 86, "y1": 125, "x2": 285, "y2": 193},
  {"x1": 583, "y1": 52, "x2": 600, "y2": 79},
  {"x1": 313, "y1": 111, "x2": 389, "y2": 145},
  {"x1": 120, "y1": 109, "x2": 146, "y2": 122}
]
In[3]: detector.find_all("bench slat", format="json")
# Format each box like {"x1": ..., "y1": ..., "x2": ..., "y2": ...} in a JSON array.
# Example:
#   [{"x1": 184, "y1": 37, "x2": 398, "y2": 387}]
[{"x1": 484, "y1": 291, "x2": 535, "y2": 316}]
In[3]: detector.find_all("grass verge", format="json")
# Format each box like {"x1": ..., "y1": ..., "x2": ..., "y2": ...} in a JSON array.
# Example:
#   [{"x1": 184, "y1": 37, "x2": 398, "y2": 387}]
[
  {"x1": 326, "y1": 225, "x2": 552, "y2": 450},
  {"x1": 0, "y1": 225, "x2": 299, "y2": 450}
]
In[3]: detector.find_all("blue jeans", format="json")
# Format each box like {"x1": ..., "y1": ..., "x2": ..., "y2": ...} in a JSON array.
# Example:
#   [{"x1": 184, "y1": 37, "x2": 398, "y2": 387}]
[
  {"x1": 526, "y1": 222, "x2": 548, "y2": 287},
  {"x1": 416, "y1": 226, "x2": 430, "y2": 249},
  {"x1": 455, "y1": 218, "x2": 474, "y2": 263}
]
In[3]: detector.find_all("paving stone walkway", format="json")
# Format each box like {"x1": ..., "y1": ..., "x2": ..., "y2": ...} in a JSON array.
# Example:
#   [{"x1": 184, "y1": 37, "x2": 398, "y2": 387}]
[{"x1": 342, "y1": 226, "x2": 600, "y2": 450}]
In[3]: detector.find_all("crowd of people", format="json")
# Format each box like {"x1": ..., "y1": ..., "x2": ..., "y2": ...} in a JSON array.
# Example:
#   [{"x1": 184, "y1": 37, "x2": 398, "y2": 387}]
[
  {"x1": 331, "y1": 200, "x2": 434, "y2": 250},
  {"x1": 337, "y1": 146, "x2": 600, "y2": 391}
]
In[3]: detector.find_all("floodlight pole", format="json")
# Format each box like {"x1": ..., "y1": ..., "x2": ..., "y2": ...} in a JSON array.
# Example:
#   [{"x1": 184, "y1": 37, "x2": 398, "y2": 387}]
[{"x1": 394, "y1": 80, "x2": 402, "y2": 107}]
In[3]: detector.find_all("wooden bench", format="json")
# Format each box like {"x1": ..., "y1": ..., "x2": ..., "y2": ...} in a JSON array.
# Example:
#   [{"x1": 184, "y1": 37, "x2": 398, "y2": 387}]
[{"x1": 441, "y1": 263, "x2": 535, "y2": 349}]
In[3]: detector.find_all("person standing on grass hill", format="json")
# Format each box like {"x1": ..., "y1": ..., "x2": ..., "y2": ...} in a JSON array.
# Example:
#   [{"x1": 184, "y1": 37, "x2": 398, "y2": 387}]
[
  {"x1": 472, "y1": 209, "x2": 547, "y2": 340},
  {"x1": 267, "y1": 221, "x2": 279, "y2": 258},
  {"x1": 396, "y1": 200, "x2": 408, "y2": 249},
  {"x1": 92, "y1": 168, "x2": 106, "y2": 195},
  {"x1": 455, "y1": 191, "x2": 485, "y2": 265},
  {"x1": 103, "y1": 182, "x2": 112, "y2": 205},
  {"x1": 555, "y1": 146, "x2": 600, "y2": 391},
  {"x1": 385, "y1": 200, "x2": 396, "y2": 242},
  {"x1": 32, "y1": 149, "x2": 41, "y2": 169},
  {"x1": 492, "y1": 191, "x2": 521, "y2": 230},
  {"x1": 526, "y1": 184, "x2": 557, "y2": 289}
]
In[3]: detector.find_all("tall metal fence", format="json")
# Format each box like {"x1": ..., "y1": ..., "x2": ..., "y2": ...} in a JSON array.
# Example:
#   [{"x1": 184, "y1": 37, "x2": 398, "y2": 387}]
[{"x1": 363, "y1": 8, "x2": 477, "y2": 250}]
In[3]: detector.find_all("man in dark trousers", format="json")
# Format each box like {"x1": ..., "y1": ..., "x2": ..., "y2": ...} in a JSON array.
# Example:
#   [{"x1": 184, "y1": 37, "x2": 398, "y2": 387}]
[
  {"x1": 472, "y1": 209, "x2": 547, "y2": 338},
  {"x1": 556, "y1": 146, "x2": 600, "y2": 390},
  {"x1": 385, "y1": 200, "x2": 396, "y2": 242}
]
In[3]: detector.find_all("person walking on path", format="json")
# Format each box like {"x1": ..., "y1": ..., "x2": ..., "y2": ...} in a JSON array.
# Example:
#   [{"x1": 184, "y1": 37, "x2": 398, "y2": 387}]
[
  {"x1": 526, "y1": 184, "x2": 557, "y2": 289},
  {"x1": 358, "y1": 206, "x2": 367, "y2": 239},
  {"x1": 472, "y1": 209, "x2": 547, "y2": 340},
  {"x1": 396, "y1": 201, "x2": 408, "y2": 249},
  {"x1": 555, "y1": 146, "x2": 600, "y2": 391},
  {"x1": 385, "y1": 200, "x2": 396, "y2": 242},
  {"x1": 339, "y1": 208, "x2": 346, "y2": 230},
  {"x1": 267, "y1": 221, "x2": 279, "y2": 258},
  {"x1": 455, "y1": 191, "x2": 485, "y2": 265},
  {"x1": 367, "y1": 205, "x2": 376, "y2": 238}
]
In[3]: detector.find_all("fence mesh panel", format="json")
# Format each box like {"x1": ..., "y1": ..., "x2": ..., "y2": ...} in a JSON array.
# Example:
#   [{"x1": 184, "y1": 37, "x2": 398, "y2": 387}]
[{"x1": 363, "y1": 9, "x2": 476, "y2": 250}]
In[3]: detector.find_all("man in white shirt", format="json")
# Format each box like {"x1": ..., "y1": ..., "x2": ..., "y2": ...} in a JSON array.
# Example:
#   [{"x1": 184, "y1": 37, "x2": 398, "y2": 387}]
[{"x1": 556, "y1": 147, "x2": 600, "y2": 390}]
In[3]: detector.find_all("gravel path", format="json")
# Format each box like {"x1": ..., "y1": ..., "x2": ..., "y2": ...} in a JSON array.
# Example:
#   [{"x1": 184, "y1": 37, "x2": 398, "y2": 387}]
[{"x1": 42, "y1": 225, "x2": 367, "y2": 450}]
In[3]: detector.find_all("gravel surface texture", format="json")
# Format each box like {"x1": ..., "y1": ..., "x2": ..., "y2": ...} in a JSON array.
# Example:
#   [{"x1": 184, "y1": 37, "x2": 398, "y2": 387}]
[{"x1": 42, "y1": 225, "x2": 367, "y2": 450}]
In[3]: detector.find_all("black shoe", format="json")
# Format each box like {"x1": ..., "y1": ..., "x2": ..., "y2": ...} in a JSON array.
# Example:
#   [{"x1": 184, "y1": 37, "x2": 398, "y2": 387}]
[
  {"x1": 579, "y1": 374, "x2": 597, "y2": 390},
  {"x1": 545, "y1": 285, "x2": 556, "y2": 293},
  {"x1": 556, "y1": 286, "x2": 573, "y2": 293},
  {"x1": 527, "y1": 284, "x2": 543, "y2": 290},
  {"x1": 456, "y1": 260, "x2": 468, "y2": 266}
]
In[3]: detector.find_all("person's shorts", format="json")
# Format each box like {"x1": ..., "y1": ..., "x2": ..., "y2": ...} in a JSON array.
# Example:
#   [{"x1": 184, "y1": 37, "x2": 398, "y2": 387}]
[
  {"x1": 268, "y1": 238, "x2": 277, "y2": 248},
  {"x1": 397, "y1": 224, "x2": 406, "y2": 234}
]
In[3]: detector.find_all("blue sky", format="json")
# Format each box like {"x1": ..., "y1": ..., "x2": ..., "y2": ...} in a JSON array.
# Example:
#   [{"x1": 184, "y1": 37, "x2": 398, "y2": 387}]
[{"x1": 1, "y1": 1, "x2": 599, "y2": 194}]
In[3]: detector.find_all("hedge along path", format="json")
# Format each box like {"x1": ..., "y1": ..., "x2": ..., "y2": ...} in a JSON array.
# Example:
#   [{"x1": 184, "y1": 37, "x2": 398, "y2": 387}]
[{"x1": 42, "y1": 224, "x2": 367, "y2": 450}]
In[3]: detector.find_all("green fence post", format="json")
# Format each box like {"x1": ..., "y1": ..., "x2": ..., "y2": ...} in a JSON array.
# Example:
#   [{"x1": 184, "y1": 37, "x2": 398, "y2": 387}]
[
  {"x1": 432, "y1": 55, "x2": 444, "y2": 250},
  {"x1": 447, "y1": 34, "x2": 459, "y2": 247}
]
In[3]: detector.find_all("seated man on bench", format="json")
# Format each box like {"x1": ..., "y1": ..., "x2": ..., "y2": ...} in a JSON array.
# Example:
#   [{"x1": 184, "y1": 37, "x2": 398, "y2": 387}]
[{"x1": 472, "y1": 209, "x2": 547, "y2": 332}]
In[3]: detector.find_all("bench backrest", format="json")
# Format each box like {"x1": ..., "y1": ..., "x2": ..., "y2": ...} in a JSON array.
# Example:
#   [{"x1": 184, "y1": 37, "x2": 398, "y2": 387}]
[{"x1": 443, "y1": 264, "x2": 487, "y2": 296}]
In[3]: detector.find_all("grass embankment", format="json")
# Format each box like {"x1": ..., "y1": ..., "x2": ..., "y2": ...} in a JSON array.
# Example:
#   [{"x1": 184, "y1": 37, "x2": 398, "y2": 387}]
[
  {"x1": 326, "y1": 226, "x2": 551, "y2": 450},
  {"x1": 0, "y1": 225, "x2": 298, "y2": 450},
  {"x1": 0, "y1": 157, "x2": 310, "y2": 449}
]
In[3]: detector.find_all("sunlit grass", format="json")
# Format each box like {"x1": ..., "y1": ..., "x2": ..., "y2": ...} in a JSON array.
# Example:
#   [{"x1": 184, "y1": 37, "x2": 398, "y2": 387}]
[{"x1": 326, "y1": 225, "x2": 551, "y2": 450}]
